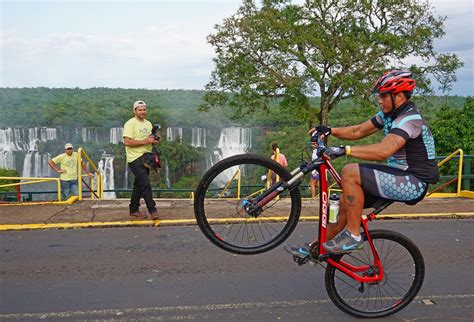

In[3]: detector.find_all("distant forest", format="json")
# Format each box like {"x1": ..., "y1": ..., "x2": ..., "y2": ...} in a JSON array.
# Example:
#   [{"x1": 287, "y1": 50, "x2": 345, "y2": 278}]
[{"x1": 0, "y1": 87, "x2": 467, "y2": 129}]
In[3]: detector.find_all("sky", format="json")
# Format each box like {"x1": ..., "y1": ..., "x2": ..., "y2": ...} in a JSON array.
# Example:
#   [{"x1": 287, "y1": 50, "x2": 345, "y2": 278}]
[{"x1": 1, "y1": 0, "x2": 473, "y2": 95}]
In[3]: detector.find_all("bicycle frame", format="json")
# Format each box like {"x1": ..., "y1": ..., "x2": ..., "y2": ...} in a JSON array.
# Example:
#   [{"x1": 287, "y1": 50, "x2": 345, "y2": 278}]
[{"x1": 315, "y1": 160, "x2": 384, "y2": 283}]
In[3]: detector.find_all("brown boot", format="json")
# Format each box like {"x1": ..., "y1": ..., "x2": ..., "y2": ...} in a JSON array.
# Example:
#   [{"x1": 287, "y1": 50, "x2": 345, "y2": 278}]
[
  {"x1": 149, "y1": 210, "x2": 159, "y2": 220},
  {"x1": 130, "y1": 211, "x2": 147, "y2": 220}
]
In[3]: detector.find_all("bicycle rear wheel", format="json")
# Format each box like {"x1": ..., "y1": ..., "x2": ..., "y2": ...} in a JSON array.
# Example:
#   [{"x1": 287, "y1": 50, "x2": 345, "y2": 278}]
[
  {"x1": 325, "y1": 229, "x2": 425, "y2": 318},
  {"x1": 194, "y1": 154, "x2": 301, "y2": 255}
]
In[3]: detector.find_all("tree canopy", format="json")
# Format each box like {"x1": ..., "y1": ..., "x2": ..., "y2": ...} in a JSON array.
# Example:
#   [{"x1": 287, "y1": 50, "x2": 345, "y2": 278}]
[
  {"x1": 432, "y1": 97, "x2": 474, "y2": 155},
  {"x1": 201, "y1": 0, "x2": 463, "y2": 126}
]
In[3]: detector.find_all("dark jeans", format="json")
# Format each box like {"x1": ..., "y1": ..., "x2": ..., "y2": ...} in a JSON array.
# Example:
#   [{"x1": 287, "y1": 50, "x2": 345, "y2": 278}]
[
  {"x1": 128, "y1": 157, "x2": 156, "y2": 214},
  {"x1": 60, "y1": 179, "x2": 78, "y2": 200}
]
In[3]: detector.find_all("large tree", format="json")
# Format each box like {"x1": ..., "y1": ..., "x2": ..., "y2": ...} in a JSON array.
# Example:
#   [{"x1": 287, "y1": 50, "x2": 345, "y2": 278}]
[{"x1": 201, "y1": 0, "x2": 463, "y2": 126}]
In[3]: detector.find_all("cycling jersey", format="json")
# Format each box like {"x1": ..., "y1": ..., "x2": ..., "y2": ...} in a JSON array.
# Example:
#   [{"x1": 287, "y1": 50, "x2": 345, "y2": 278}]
[{"x1": 370, "y1": 101, "x2": 439, "y2": 184}]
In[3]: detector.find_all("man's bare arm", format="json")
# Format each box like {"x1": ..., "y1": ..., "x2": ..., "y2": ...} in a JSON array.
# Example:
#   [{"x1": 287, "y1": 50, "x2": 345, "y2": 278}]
[
  {"x1": 123, "y1": 136, "x2": 157, "y2": 147},
  {"x1": 332, "y1": 119, "x2": 380, "y2": 140},
  {"x1": 349, "y1": 134, "x2": 406, "y2": 161}
]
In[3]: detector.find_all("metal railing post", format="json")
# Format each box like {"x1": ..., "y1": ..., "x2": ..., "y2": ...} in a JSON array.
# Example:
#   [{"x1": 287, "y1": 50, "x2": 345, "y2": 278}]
[
  {"x1": 457, "y1": 150, "x2": 464, "y2": 197},
  {"x1": 463, "y1": 156, "x2": 471, "y2": 191},
  {"x1": 57, "y1": 178, "x2": 62, "y2": 201},
  {"x1": 77, "y1": 148, "x2": 83, "y2": 201}
]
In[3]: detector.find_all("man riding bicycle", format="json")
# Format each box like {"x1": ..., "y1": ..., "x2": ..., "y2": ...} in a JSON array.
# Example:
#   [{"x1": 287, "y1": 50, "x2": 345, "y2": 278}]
[{"x1": 287, "y1": 69, "x2": 440, "y2": 256}]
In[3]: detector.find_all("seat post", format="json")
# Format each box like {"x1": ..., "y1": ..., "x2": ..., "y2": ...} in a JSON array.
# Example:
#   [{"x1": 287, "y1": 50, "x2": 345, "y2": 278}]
[{"x1": 373, "y1": 200, "x2": 394, "y2": 215}]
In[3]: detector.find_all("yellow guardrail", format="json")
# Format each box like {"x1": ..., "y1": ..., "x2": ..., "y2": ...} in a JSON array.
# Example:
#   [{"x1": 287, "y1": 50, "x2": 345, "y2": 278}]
[
  {"x1": 428, "y1": 149, "x2": 473, "y2": 198},
  {"x1": 0, "y1": 147, "x2": 103, "y2": 205},
  {"x1": 218, "y1": 169, "x2": 241, "y2": 199},
  {"x1": 77, "y1": 148, "x2": 103, "y2": 200},
  {"x1": 0, "y1": 177, "x2": 62, "y2": 202}
]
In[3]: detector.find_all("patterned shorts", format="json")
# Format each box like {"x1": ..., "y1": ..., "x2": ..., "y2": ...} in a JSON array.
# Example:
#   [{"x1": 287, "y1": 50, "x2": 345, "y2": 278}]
[{"x1": 359, "y1": 163, "x2": 428, "y2": 208}]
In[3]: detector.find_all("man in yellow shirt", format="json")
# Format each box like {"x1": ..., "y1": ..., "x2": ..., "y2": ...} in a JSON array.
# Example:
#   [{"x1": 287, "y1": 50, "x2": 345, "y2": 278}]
[
  {"x1": 123, "y1": 100, "x2": 160, "y2": 220},
  {"x1": 48, "y1": 143, "x2": 93, "y2": 200}
]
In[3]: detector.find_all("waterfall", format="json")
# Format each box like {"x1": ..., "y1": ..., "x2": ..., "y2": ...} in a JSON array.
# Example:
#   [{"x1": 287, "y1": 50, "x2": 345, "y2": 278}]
[
  {"x1": 166, "y1": 127, "x2": 183, "y2": 143},
  {"x1": 210, "y1": 127, "x2": 252, "y2": 186},
  {"x1": 22, "y1": 152, "x2": 34, "y2": 177},
  {"x1": 0, "y1": 128, "x2": 27, "y2": 151},
  {"x1": 165, "y1": 159, "x2": 171, "y2": 189},
  {"x1": 0, "y1": 151, "x2": 15, "y2": 170},
  {"x1": 0, "y1": 127, "x2": 57, "y2": 153},
  {"x1": 5, "y1": 127, "x2": 57, "y2": 177},
  {"x1": 98, "y1": 155, "x2": 116, "y2": 198},
  {"x1": 76, "y1": 128, "x2": 99, "y2": 144},
  {"x1": 28, "y1": 128, "x2": 57, "y2": 151},
  {"x1": 124, "y1": 160, "x2": 129, "y2": 189},
  {"x1": 191, "y1": 127, "x2": 206, "y2": 148},
  {"x1": 216, "y1": 127, "x2": 252, "y2": 158},
  {"x1": 21, "y1": 152, "x2": 51, "y2": 177},
  {"x1": 110, "y1": 127, "x2": 124, "y2": 144}
]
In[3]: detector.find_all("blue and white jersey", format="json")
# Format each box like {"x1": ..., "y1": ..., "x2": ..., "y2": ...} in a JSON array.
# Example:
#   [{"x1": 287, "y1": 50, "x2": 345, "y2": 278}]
[{"x1": 371, "y1": 101, "x2": 439, "y2": 183}]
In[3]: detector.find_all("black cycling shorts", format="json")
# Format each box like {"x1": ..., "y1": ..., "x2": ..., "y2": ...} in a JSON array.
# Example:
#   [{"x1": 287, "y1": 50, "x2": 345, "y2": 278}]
[{"x1": 358, "y1": 163, "x2": 428, "y2": 208}]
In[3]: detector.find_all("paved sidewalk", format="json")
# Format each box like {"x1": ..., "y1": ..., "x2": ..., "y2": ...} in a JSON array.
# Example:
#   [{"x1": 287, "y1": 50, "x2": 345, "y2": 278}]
[{"x1": 0, "y1": 197, "x2": 473, "y2": 231}]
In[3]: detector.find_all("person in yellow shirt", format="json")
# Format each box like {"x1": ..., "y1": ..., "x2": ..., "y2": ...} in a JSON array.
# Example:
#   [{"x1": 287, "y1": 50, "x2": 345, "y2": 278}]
[
  {"x1": 48, "y1": 143, "x2": 93, "y2": 200},
  {"x1": 123, "y1": 100, "x2": 160, "y2": 220}
]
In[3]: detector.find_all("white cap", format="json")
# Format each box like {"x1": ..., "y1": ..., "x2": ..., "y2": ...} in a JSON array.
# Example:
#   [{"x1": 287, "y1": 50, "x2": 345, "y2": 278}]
[
  {"x1": 64, "y1": 143, "x2": 73, "y2": 149},
  {"x1": 133, "y1": 100, "x2": 146, "y2": 111}
]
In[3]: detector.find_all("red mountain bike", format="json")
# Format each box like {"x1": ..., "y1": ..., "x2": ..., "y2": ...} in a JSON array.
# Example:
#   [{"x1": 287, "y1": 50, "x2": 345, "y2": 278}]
[{"x1": 194, "y1": 140, "x2": 425, "y2": 318}]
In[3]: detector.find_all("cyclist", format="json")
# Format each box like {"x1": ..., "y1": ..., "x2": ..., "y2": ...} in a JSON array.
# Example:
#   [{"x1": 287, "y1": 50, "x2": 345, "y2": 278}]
[{"x1": 286, "y1": 70, "x2": 439, "y2": 257}]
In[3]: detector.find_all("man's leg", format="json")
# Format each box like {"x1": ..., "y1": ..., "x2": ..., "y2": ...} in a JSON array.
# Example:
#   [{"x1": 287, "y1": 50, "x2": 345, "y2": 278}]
[
  {"x1": 61, "y1": 180, "x2": 69, "y2": 200},
  {"x1": 128, "y1": 160, "x2": 142, "y2": 213},
  {"x1": 129, "y1": 159, "x2": 156, "y2": 214},
  {"x1": 340, "y1": 163, "x2": 364, "y2": 236},
  {"x1": 140, "y1": 168, "x2": 157, "y2": 215},
  {"x1": 70, "y1": 179, "x2": 78, "y2": 196},
  {"x1": 323, "y1": 163, "x2": 365, "y2": 254},
  {"x1": 309, "y1": 179, "x2": 316, "y2": 198},
  {"x1": 285, "y1": 164, "x2": 364, "y2": 257},
  {"x1": 326, "y1": 163, "x2": 364, "y2": 240}
]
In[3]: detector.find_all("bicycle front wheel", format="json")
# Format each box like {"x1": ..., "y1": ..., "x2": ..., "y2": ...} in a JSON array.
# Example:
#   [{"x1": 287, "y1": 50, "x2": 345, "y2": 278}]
[
  {"x1": 194, "y1": 154, "x2": 301, "y2": 255},
  {"x1": 325, "y1": 229, "x2": 425, "y2": 318}
]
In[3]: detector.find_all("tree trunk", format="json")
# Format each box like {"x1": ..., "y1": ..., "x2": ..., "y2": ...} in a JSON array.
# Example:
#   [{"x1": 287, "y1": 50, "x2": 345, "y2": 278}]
[{"x1": 318, "y1": 98, "x2": 330, "y2": 125}]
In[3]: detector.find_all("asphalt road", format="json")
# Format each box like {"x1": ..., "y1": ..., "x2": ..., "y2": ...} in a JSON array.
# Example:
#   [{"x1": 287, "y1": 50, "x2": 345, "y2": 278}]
[{"x1": 1, "y1": 220, "x2": 473, "y2": 321}]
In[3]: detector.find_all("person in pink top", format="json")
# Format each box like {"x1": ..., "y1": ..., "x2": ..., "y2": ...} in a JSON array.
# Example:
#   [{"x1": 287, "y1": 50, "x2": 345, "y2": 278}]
[{"x1": 271, "y1": 143, "x2": 288, "y2": 167}]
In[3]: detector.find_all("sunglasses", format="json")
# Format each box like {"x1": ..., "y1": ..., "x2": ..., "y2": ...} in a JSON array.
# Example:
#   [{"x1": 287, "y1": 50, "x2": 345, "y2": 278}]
[{"x1": 66, "y1": 148, "x2": 73, "y2": 150}]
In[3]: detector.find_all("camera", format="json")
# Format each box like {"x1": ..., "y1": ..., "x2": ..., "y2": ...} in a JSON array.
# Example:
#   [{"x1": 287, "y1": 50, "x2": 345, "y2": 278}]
[
  {"x1": 151, "y1": 123, "x2": 161, "y2": 141},
  {"x1": 142, "y1": 123, "x2": 162, "y2": 171},
  {"x1": 142, "y1": 151, "x2": 161, "y2": 171}
]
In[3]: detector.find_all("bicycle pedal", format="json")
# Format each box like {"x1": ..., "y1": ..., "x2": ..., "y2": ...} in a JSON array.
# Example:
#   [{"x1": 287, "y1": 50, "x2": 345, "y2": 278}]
[{"x1": 292, "y1": 254, "x2": 310, "y2": 266}]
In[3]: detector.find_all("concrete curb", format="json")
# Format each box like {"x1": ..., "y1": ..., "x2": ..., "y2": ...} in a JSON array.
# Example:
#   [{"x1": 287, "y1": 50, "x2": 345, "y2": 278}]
[{"x1": 1, "y1": 212, "x2": 473, "y2": 232}]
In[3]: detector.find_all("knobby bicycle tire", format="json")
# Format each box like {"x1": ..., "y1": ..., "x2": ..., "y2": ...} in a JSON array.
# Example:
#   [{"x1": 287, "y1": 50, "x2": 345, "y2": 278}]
[
  {"x1": 324, "y1": 229, "x2": 425, "y2": 318},
  {"x1": 194, "y1": 154, "x2": 301, "y2": 255}
]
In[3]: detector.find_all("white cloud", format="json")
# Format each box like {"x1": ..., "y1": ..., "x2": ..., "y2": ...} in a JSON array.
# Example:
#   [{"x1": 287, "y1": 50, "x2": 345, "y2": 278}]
[{"x1": 0, "y1": 0, "x2": 472, "y2": 94}]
